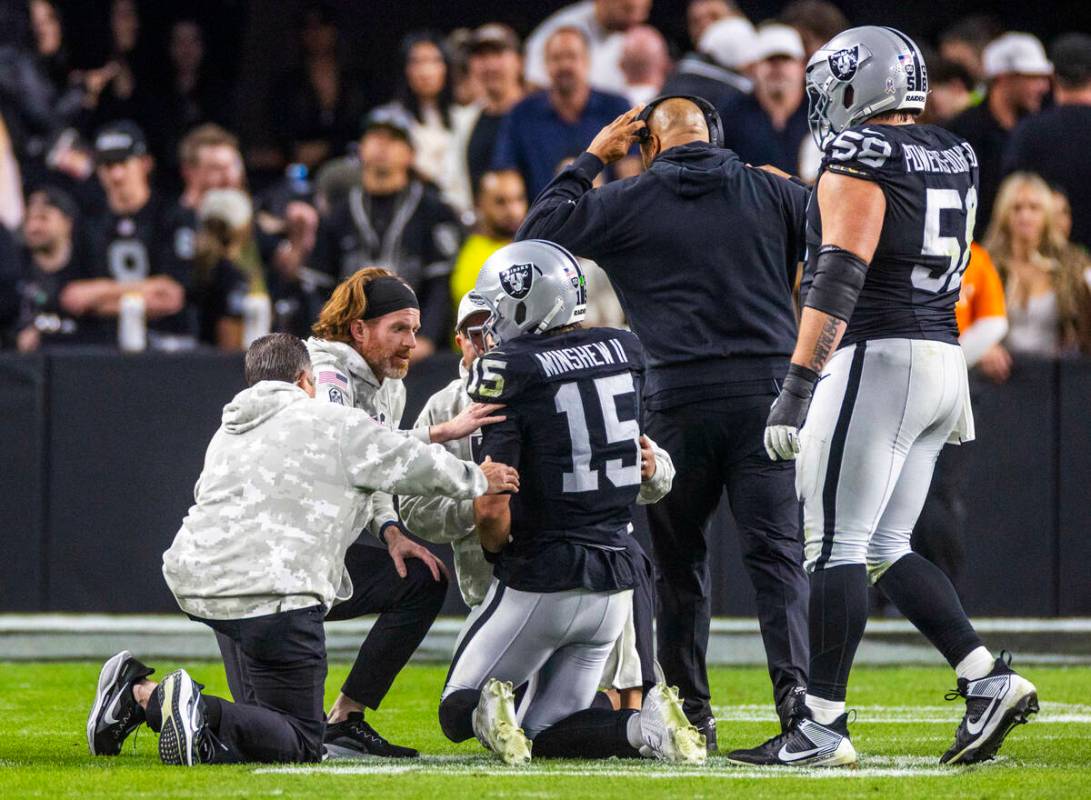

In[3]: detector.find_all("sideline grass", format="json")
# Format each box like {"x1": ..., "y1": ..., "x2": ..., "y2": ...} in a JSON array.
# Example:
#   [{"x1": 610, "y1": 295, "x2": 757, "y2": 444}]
[{"x1": 1, "y1": 661, "x2": 1088, "y2": 798}]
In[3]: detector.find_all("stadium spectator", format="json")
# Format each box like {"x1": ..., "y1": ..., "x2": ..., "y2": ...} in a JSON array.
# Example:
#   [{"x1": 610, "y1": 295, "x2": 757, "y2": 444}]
[
  {"x1": 273, "y1": 4, "x2": 368, "y2": 171},
  {"x1": 661, "y1": 15, "x2": 754, "y2": 117},
  {"x1": 985, "y1": 172, "x2": 1091, "y2": 357},
  {"x1": 395, "y1": 32, "x2": 458, "y2": 192},
  {"x1": 0, "y1": 0, "x2": 83, "y2": 180},
  {"x1": 92, "y1": 0, "x2": 144, "y2": 126},
  {"x1": 445, "y1": 27, "x2": 481, "y2": 108},
  {"x1": 686, "y1": 0, "x2": 734, "y2": 47},
  {"x1": 443, "y1": 23, "x2": 525, "y2": 215},
  {"x1": 524, "y1": 0, "x2": 651, "y2": 95},
  {"x1": 1003, "y1": 33, "x2": 1091, "y2": 249},
  {"x1": 492, "y1": 27, "x2": 634, "y2": 198},
  {"x1": 778, "y1": 0, "x2": 849, "y2": 60},
  {"x1": 61, "y1": 120, "x2": 191, "y2": 349},
  {"x1": 619, "y1": 25, "x2": 671, "y2": 106},
  {"x1": 959, "y1": 242, "x2": 1013, "y2": 383},
  {"x1": 921, "y1": 58, "x2": 976, "y2": 124},
  {"x1": 938, "y1": 14, "x2": 1004, "y2": 92},
  {"x1": 9, "y1": 186, "x2": 90, "y2": 350},
  {"x1": 142, "y1": 19, "x2": 228, "y2": 191},
  {"x1": 308, "y1": 106, "x2": 463, "y2": 355},
  {"x1": 719, "y1": 24, "x2": 813, "y2": 176},
  {"x1": 191, "y1": 188, "x2": 252, "y2": 349},
  {"x1": 0, "y1": 114, "x2": 24, "y2": 230},
  {"x1": 449, "y1": 169, "x2": 527, "y2": 315},
  {"x1": 947, "y1": 32, "x2": 1052, "y2": 238}
]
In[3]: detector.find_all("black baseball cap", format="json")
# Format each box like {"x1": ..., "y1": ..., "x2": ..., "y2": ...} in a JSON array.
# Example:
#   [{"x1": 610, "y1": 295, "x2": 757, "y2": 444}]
[
  {"x1": 1051, "y1": 33, "x2": 1091, "y2": 87},
  {"x1": 94, "y1": 120, "x2": 148, "y2": 164},
  {"x1": 468, "y1": 23, "x2": 520, "y2": 54},
  {"x1": 27, "y1": 185, "x2": 79, "y2": 220},
  {"x1": 361, "y1": 105, "x2": 415, "y2": 144}
]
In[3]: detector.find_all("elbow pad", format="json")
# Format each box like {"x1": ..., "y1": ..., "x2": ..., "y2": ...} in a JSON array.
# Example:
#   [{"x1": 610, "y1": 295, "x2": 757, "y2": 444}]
[{"x1": 804, "y1": 245, "x2": 869, "y2": 322}]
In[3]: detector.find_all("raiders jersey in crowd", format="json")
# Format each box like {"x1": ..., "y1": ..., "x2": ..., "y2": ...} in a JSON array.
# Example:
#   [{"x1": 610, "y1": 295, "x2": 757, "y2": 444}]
[
  {"x1": 467, "y1": 326, "x2": 645, "y2": 594},
  {"x1": 15, "y1": 245, "x2": 110, "y2": 346},
  {"x1": 83, "y1": 195, "x2": 195, "y2": 341},
  {"x1": 802, "y1": 123, "x2": 980, "y2": 348},
  {"x1": 310, "y1": 181, "x2": 463, "y2": 342}
]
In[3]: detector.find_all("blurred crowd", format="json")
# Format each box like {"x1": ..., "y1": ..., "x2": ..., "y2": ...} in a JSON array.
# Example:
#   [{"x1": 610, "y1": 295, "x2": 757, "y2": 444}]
[{"x1": 1, "y1": 0, "x2": 1090, "y2": 371}]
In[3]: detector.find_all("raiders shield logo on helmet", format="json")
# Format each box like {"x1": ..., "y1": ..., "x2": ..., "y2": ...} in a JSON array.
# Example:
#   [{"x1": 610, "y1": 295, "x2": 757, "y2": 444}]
[
  {"x1": 829, "y1": 46, "x2": 860, "y2": 81},
  {"x1": 499, "y1": 263, "x2": 534, "y2": 299}
]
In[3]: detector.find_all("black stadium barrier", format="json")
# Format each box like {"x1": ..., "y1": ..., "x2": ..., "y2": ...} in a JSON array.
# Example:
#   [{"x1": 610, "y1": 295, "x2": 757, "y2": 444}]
[{"x1": 0, "y1": 349, "x2": 1088, "y2": 616}]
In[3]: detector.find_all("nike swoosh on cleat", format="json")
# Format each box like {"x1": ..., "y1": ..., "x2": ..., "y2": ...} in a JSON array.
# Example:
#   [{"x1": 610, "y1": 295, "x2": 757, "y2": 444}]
[
  {"x1": 101, "y1": 693, "x2": 123, "y2": 726},
  {"x1": 966, "y1": 694, "x2": 1003, "y2": 736},
  {"x1": 778, "y1": 744, "x2": 824, "y2": 762}
]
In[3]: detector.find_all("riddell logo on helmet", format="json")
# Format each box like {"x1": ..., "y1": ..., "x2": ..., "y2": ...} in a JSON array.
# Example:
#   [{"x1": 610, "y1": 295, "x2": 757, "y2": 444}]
[{"x1": 499, "y1": 263, "x2": 534, "y2": 299}]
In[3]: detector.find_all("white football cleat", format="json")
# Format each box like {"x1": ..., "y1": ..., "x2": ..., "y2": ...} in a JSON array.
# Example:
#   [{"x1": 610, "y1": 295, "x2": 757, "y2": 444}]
[
  {"x1": 639, "y1": 683, "x2": 707, "y2": 764},
  {"x1": 472, "y1": 679, "x2": 531, "y2": 766}
]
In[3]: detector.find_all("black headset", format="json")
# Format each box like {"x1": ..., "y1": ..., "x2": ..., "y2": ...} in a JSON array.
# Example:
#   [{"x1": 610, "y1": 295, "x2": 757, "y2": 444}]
[{"x1": 635, "y1": 94, "x2": 724, "y2": 149}]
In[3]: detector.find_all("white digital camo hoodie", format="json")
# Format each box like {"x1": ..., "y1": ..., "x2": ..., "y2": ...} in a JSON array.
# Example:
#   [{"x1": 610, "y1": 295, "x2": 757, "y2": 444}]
[
  {"x1": 162, "y1": 380, "x2": 488, "y2": 620},
  {"x1": 306, "y1": 336, "x2": 433, "y2": 540}
]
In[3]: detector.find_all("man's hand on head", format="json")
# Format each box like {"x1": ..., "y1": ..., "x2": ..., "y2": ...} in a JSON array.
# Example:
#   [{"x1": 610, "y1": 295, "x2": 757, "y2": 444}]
[{"x1": 587, "y1": 106, "x2": 645, "y2": 166}]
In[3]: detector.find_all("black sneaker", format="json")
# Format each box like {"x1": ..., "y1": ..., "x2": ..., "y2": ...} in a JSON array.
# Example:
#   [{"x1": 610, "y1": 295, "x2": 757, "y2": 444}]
[
  {"x1": 87, "y1": 650, "x2": 155, "y2": 756},
  {"x1": 940, "y1": 652, "x2": 1039, "y2": 765},
  {"x1": 156, "y1": 669, "x2": 213, "y2": 766},
  {"x1": 323, "y1": 712, "x2": 419, "y2": 759},
  {"x1": 727, "y1": 709, "x2": 858, "y2": 767},
  {"x1": 691, "y1": 715, "x2": 717, "y2": 752},
  {"x1": 776, "y1": 686, "x2": 809, "y2": 733}
]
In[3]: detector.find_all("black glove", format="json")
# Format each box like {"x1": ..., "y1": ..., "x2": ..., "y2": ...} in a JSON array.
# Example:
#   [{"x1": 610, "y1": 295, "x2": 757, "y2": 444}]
[{"x1": 764, "y1": 364, "x2": 821, "y2": 460}]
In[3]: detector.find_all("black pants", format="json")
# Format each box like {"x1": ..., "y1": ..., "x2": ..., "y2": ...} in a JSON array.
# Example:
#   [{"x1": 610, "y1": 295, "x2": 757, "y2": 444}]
[
  {"x1": 323, "y1": 539, "x2": 448, "y2": 708},
  {"x1": 188, "y1": 605, "x2": 328, "y2": 763},
  {"x1": 628, "y1": 534, "x2": 657, "y2": 691},
  {"x1": 645, "y1": 394, "x2": 809, "y2": 721}
]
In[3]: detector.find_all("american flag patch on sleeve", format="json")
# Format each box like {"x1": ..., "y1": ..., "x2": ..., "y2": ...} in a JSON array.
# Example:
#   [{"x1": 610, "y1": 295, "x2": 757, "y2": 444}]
[{"x1": 317, "y1": 370, "x2": 349, "y2": 390}]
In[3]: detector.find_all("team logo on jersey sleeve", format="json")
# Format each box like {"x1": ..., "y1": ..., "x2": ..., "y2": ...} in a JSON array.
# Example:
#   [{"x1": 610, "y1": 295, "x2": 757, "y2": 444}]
[
  {"x1": 829, "y1": 46, "x2": 861, "y2": 81},
  {"x1": 500, "y1": 263, "x2": 534, "y2": 299}
]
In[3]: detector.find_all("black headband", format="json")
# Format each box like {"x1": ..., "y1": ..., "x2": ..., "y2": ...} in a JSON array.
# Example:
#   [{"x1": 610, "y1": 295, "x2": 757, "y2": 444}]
[{"x1": 363, "y1": 276, "x2": 419, "y2": 320}]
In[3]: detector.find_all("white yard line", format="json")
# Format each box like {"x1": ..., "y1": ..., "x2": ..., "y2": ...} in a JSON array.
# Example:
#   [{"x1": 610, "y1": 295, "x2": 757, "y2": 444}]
[
  {"x1": 253, "y1": 754, "x2": 986, "y2": 779},
  {"x1": 711, "y1": 702, "x2": 1091, "y2": 724}
]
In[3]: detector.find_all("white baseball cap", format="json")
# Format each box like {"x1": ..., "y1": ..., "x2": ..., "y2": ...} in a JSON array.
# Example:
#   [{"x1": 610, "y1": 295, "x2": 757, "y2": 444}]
[
  {"x1": 455, "y1": 291, "x2": 490, "y2": 332},
  {"x1": 983, "y1": 33, "x2": 1053, "y2": 78},
  {"x1": 699, "y1": 17, "x2": 756, "y2": 70},
  {"x1": 748, "y1": 23, "x2": 805, "y2": 63}
]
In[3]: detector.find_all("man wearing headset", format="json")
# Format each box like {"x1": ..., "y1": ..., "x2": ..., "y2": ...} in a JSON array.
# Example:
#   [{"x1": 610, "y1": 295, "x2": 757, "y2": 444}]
[{"x1": 518, "y1": 96, "x2": 811, "y2": 749}]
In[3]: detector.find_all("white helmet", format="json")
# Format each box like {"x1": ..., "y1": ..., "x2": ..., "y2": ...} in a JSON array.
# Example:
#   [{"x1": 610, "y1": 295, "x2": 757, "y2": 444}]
[
  {"x1": 469, "y1": 239, "x2": 587, "y2": 348},
  {"x1": 806, "y1": 26, "x2": 928, "y2": 149}
]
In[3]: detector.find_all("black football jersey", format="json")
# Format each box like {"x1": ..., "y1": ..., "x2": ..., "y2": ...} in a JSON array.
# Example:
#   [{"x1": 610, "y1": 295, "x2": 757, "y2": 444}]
[
  {"x1": 802, "y1": 123, "x2": 980, "y2": 347},
  {"x1": 84, "y1": 195, "x2": 195, "y2": 340},
  {"x1": 467, "y1": 326, "x2": 645, "y2": 593}
]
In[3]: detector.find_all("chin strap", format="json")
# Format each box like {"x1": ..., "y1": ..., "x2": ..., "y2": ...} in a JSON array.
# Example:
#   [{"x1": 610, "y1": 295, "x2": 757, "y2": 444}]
[{"x1": 533, "y1": 298, "x2": 566, "y2": 334}]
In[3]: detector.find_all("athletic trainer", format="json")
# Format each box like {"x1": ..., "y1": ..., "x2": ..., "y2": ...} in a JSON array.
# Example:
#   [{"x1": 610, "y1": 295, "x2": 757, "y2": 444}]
[{"x1": 86, "y1": 333, "x2": 518, "y2": 765}]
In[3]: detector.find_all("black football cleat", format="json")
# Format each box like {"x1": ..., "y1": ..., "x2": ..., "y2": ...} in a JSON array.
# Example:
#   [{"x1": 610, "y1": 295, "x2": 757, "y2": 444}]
[
  {"x1": 940, "y1": 652, "x2": 1039, "y2": 765},
  {"x1": 157, "y1": 669, "x2": 214, "y2": 766},
  {"x1": 727, "y1": 709, "x2": 858, "y2": 767},
  {"x1": 691, "y1": 715, "x2": 718, "y2": 752},
  {"x1": 324, "y1": 712, "x2": 419, "y2": 759},
  {"x1": 87, "y1": 650, "x2": 155, "y2": 756},
  {"x1": 776, "y1": 686, "x2": 810, "y2": 733}
]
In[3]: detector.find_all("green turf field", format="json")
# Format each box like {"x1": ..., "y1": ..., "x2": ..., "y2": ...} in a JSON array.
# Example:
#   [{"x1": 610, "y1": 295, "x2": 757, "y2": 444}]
[{"x1": 1, "y1": 660, "x2": 1088, "y2": 798}]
